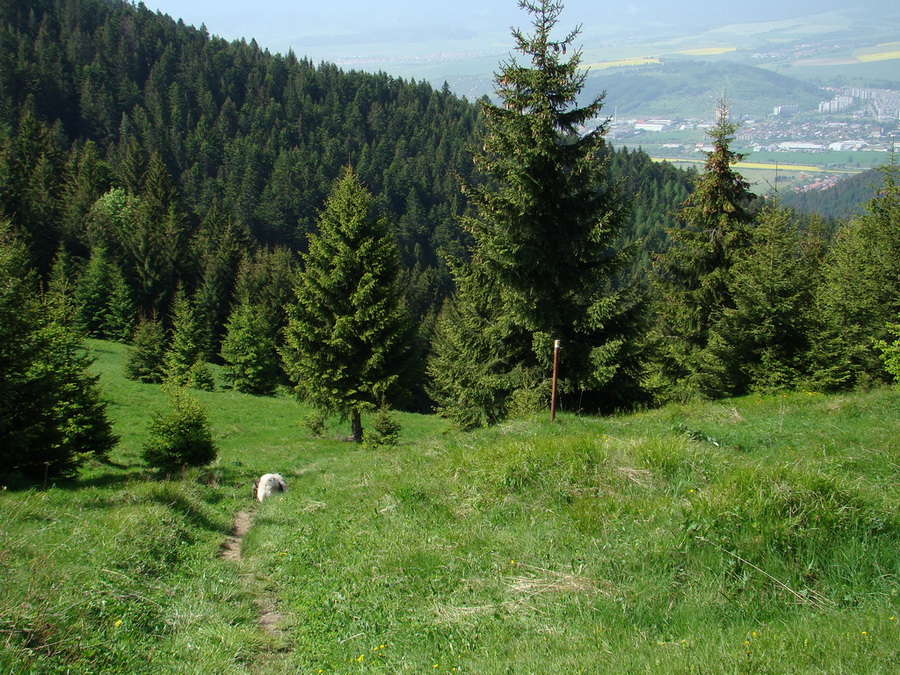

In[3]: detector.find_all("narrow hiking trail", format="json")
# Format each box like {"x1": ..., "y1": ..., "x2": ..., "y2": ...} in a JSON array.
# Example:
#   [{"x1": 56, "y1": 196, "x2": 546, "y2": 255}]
[
  {"x1": 219, "y1": 508, "x2": 287, "y2": 640},
  {"x1": 220, "y1": 510, "x2": 252, "y2": 562}
]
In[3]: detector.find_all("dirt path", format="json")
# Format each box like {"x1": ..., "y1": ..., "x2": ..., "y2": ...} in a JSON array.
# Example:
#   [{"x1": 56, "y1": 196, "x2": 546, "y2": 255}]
[
  {"x1": 219, "y1": 509, "x2": 287, "y2": 638},
  {"x1": 219, "y1": 510, "x2": 252, "y2": 561}
]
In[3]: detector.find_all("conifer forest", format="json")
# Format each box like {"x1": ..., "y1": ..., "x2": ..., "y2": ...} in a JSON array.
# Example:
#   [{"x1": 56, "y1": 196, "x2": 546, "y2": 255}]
[{"x1": 2, "y1": 0, "x2": 899, "y2": 479}]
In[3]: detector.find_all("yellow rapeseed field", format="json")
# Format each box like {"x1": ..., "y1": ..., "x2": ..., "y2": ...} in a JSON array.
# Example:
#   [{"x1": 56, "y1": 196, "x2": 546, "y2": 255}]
[
  {"x1": 651, "y1": 158, "x2": 861, "y2": 175},
  {"x1": 855, "y1": 42, "x2": 900, "y2": 62}
]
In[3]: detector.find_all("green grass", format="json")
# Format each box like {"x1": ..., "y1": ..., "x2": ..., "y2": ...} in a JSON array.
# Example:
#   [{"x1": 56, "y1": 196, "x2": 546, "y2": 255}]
[{"x1": 3, "y1": 342, "x2": 900, "y2": 672}]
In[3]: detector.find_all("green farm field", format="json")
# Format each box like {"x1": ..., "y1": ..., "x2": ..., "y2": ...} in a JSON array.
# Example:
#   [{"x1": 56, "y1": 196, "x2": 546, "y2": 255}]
[{"x1": 2, "y1": 340, "x2": 900, "y2": 672}]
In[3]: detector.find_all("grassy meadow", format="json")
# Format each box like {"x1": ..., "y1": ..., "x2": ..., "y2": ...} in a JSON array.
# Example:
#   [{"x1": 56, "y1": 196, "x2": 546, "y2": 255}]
[{"x1": 2, "y1": 340, "x2": 900, "y2": 672}]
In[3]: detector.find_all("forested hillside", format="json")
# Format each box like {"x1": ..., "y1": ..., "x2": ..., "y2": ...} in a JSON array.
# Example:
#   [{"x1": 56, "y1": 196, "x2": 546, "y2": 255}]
[
  {"x1": 3, "y1": 0, "x2": 484, "y2": 300},
  {"x1": 781, "y1": 168, "x2": 880, "y2": 220},
  {"x1": 0, "y1": 0, "x2": 690, "y2": 320}
]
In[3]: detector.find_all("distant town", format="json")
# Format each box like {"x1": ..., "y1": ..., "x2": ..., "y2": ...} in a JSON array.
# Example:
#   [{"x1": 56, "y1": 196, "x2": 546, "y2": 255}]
[
  {"x1": 610, "y1": 86, "x2": 899, "y2": 151},
  {"x1": 606, "y1": 86, "x2": 899, "y2": 192}
]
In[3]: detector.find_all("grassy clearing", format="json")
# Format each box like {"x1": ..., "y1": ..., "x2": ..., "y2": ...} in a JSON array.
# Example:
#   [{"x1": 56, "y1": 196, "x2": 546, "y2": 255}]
[{"x1": 2, "y1": 342, "x2": 900, "y2": 672}]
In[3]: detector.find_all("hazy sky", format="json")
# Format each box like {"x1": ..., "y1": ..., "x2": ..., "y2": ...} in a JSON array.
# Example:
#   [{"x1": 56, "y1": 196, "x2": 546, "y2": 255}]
[
  {"x1": 145, "y1": 0, "x2": 891, "y2": 71},
  {"x1": 146, "y1": 1, "x2": 523, "y2": 61}
]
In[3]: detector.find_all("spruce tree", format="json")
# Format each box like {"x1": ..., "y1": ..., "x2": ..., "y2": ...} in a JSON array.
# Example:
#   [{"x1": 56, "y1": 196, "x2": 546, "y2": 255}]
[
  {"x1": 142, "y1": 387, "x2": 217, "y2": 474},
  {"x1": 874, "y1": 311, "x2": 900, "y2": 380},
  {"x1": 60, "y1": 140, "x2": 114, "y2": 250},
  {"x1": 1, "y1": 220, "x2": 53, "y2": 477},
  {"x1": 232, "y1": 246, "x2": 296, "y2": 336},
  {"x1": 118, "y1": 141, "x2": 147, "y2": 195},
  {"x1": 650, "y1": 101, "x2": 756, "y2": 400},
  {"x1": 125, "y1": 315, "x2": 168, "y2": 383},
  {"x1": 807, "y1": 164, "x2": 900, "y2": 388},
  {"x1": 429, "y1": 0, "x2": 641, "y2": 424},
  {"x1": 75, "y1": 246, "x2": 124, "y2": 339},
  {"x1": 102, "y1": 263, "x2": 137, "y2": 341},
  {"x1": 38, "y1": 290, "x2": 119, "y2": 477},
  {"x1": 220, "y1": 298, "x2": 281, "y2": 396},
  {"x1": 1, "y1": 221, "x2": 117, "y2": 481},
  {"x1": 282, "y1": 167, "x2": 413, "y2": 442},
  {"x1": 428, "y1": 263, "x2": 521, "y2": 429},
  {"x1": 706, "y1": 203, "x2": 815, "y2": 394},
  {"x1": 0, "y1": 110, "x2": 66, "y2": 279},
  {"x1": 164, "y1": 286, "x2": 215, "y2": 391},
  {"x1": 46, "y1": 245, "x2": 81, "y2": 323},
  {"x1": 193, "y1": 212, "x2": 248, "y2": 357}
]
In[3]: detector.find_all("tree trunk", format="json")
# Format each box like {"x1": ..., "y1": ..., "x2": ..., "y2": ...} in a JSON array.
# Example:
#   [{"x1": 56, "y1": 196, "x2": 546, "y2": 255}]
[{"x1": 350, "y1": 409, "x2": 363, "y2": 443}]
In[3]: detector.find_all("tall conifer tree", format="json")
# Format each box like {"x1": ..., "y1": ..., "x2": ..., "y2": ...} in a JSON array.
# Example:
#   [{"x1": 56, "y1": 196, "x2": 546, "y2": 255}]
[
  {"x1": 706, "y1": 203, "x2": 814, "y2": 394},
  {"x1": 0, "y1": 110, "x2": 66, "y2": 278},
  {"x1": 75, "y1": 245, "x2": 125, "y2": 339},
  {"x1": 282, "y1": 167, "x2": 413, "y2": 442},
  {"x1": 125, "y1": 315, "x2": 168, "y2": 383},
  {"x1": 1, "y1": 221, "x2": 117, "y2": 481},
  {"x1": 430, "y1": 0, "x2": 640, "y2": 424},
  {"x1": 220, "y1": 297, "x2": 281, "y2": 396},
  {"x1": 650, "y1": 101, "x2": 756, "y2": 400},
  {"x1": 807, "y1": 164, "x2": 900, "y2": 388},
  {"x1": 163, "y1": 286, "x2": 214, "y2": 391}
]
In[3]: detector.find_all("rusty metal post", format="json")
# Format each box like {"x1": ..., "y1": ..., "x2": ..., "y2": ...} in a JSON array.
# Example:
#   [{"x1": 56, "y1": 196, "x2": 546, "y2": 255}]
[{"x1": 550, "y1": 339, "x2": 560, "y2": 422}]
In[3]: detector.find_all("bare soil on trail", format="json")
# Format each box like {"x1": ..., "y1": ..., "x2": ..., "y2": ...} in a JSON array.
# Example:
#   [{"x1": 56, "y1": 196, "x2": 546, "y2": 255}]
[
  {"x1": 219, "y1": 508, "x2": 287, "y2": 637},
  {"x1": 219, "y1": 510, "x2": 252, "y2": 561}
]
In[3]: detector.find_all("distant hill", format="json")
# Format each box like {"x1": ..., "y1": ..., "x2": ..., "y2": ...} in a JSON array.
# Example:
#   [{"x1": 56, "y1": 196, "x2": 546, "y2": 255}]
[
  {"x1": 781, "y1": 169, "x2": 881, "y2": 220},
  {"x1": 585, "y1": 60, "x2": 825, "y2": 119}
]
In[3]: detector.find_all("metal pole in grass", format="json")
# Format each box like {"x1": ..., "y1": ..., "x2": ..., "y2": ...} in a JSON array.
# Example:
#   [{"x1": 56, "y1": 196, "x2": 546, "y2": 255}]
[{"x1": 550, "y1": 339, "x2": 560, "y2": 422}]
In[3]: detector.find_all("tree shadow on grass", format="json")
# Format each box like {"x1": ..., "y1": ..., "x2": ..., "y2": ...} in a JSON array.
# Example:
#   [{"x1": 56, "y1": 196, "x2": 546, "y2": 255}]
[{"x1": 3, "y1": 464, "x2": 249, "y2": 537}]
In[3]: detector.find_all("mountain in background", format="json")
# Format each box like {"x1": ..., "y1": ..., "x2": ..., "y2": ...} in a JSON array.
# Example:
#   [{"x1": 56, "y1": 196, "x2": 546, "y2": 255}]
[
  {"x1": 0, "y1": 0, "x2": 694, "y2": 334},
  {"x1": 384, "y1": 2, "x2": 900, "y2": 113},
  {"x1": 146, "y1": 1, "x2": 900, "y2": 68},
  {"x1": 142, "y1": 1, "x2": 900, "y2": 118},
  {"x1": 585, "y1": 61, "x2": 826, "y2": 120}
]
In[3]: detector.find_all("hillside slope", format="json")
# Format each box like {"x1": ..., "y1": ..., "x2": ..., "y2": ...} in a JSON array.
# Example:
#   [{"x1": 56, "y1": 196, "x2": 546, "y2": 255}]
[
  {"x1": 2, "y1": 340, "x2": 899, "y2": 672},
  {"x1": 781, "y1": 168, "x2": 881, "y2": 219},
  {"x1": 588, "y1": 60, "x2": 825, "y2": 119},
  {"x1": 0, "y1": 0, "x2": 480, "y2": 311}
]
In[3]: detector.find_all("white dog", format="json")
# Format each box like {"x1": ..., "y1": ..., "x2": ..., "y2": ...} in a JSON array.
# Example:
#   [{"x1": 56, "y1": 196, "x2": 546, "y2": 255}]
[{"x1": 253, "y1": 473, "x2": 287, "y2": 502}]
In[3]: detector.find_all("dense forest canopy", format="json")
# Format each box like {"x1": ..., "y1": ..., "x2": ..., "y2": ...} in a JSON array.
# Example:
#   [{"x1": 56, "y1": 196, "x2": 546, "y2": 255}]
[
  {"x1": 1, "y1": 0, "x2": 486, "y2": 318},
  {"x1": 0, "y1": 0, "x2": 690, "y2": 302},
  {"x1": 780, "y1": 168, "x2": 880, "y2": 220}
]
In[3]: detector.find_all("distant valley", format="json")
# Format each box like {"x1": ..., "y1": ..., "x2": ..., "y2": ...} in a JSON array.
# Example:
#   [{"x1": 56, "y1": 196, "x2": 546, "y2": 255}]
[{"x1": 364, "y1": 3, "x2": 899, "y2": 195}]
